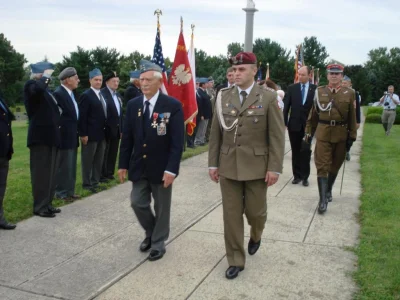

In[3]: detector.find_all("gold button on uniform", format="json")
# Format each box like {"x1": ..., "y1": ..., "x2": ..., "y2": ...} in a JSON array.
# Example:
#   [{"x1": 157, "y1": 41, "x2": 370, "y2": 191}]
[
  {"x1": 143, "y1": 144, "x2": 147, "y2": 147},
  {"x1": 143, "y1": 155, "x2": 147, "y2": 158}
]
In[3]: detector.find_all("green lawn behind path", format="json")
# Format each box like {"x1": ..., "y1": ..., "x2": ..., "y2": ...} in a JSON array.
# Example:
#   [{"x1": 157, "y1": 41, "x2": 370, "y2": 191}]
[
  {"x1": 355, "y1": 122, "x2": 400, "y2": 299},
  {"x1": 4, "y1": 122, "x2": 208, "y2": 223}
]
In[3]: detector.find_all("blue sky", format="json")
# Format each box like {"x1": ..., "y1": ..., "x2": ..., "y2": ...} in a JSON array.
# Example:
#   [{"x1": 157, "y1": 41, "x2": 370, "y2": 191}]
[{"x1": 2, "y1": 0, "x2": 399, "y2": 66}]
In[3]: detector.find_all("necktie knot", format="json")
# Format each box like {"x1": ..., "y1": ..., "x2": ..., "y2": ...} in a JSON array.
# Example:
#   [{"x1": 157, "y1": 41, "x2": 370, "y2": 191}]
[{"x1": 240, "y1": 91, "x2": 247, "y2": 97}]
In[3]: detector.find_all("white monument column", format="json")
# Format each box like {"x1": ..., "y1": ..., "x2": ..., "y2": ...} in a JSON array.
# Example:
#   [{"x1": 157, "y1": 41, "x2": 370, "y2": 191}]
[{"x1": 243, "y1": 0, "x2": 258, "y2": 52}]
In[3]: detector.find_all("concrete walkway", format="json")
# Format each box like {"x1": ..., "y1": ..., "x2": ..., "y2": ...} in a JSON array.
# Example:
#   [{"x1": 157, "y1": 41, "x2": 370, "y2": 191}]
[{"x1": 0, "y1": 124, "x2": 363, "y2": 300}]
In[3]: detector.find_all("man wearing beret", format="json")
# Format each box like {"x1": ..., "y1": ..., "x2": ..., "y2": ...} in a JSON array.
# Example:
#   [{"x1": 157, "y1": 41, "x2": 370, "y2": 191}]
[
  {"x1": 101, "y1": 71, "x2": 122, "y2": 182},
  {"x1": 53, "y1": 67, "x2": 81, "y2": 202},
  {"x1": 124, "y1": 70, "x2": 142, "y2": 106},
  {"x1": 24, "y1": 62, "x2": 62, "y2": 218},
  {"x1": 78, "y1": 68, "x2": 107, "y2": 193},
  {"x1": 0, "y1": 94, "x2": 16, "y2": 229},
  {"x1": 118, "y1": 60, "x2": 184, "y2": 261},
  {"x1": 305, "y1": 64, "x2": 357, "y2": 213},
  {"x1": 208, "y1": 52, "x2": 285, "y2": 279}
]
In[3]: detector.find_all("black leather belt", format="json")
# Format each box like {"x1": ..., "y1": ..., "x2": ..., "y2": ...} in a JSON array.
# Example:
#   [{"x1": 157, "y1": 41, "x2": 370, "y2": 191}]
[
  {"x1": 385, "y1": 109, "x2": 396, "y2": 111},
  {"x1": 319, "y1": 120, "x2": 347, "y2": 126}
]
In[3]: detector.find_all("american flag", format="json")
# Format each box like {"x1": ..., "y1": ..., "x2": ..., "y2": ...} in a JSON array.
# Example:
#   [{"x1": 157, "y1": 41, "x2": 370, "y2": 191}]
[
  {"x1": 294, "y1": 44, "x2": 304, "y2": 83},
  {"x1": 152, "y1": 26, "x2": 169, "y2": 94},
  {"x1": 257, "y1": 63, "x2": 262, "y2": 81}
]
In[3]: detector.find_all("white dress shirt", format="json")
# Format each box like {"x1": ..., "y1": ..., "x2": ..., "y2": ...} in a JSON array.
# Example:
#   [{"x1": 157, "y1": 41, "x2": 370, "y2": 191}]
[
  {"x1": 108, "y1": 87, "x2": 121, "y2": 116},
  {"x1": 300, "y1": 81, "x2": 310, "y2": 105},
  {"x1": 62, "y1": 84, "x2": 79, "y2": 118}
]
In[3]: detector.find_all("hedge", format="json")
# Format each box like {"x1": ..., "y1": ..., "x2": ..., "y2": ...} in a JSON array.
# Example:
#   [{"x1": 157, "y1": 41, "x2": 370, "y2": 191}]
[{"x1": 365, "y1": 106, "x2": 400, "y2": 124}]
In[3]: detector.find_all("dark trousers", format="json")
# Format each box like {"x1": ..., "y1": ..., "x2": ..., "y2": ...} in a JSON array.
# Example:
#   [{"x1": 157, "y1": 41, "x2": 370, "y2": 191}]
[
  {"x1": 81, "y1": 140, "x2": 106, "y2": 188},
  {"x1": 0, "y1": 157, "x2": 10, "y2": 223},
  {"x1": 30, "y1": 145, "x2": 59, "y2": 214},
  {"x1": 102, "y1": 138, "x2": 120, "y2": 179},
  {"x1": 289, "y1": 129, "x2": 311, "y2": 180},
  {"x1": 130, "y1": 178, "x2": 172, "y2": 252},
  {"x1": 55, "y1": 148, "x2": 77, "y2": 198}
]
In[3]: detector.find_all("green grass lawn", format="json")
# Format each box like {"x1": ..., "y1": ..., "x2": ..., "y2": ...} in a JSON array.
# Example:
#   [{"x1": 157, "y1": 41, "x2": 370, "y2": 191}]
[
  {"x1": 3, "y1": 122, "x2": 208, "y2": 223},
  {"x1": 354, "y1": 123, "x2": 400, "y2": 299}
]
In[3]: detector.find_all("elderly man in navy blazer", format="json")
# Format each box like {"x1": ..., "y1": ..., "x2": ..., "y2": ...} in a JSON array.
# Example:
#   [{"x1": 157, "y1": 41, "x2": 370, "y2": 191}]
[
  {"x1": 79, "y1": 68, "x2": 108, "y2": 192},
  {"x1": 101, "y1": 72, "x2": 122, "y2": 182},
  {"x1": 53, "y1": 67, "x2": 81, "y2": 201},
  {"x1": 0, "y1": 94, "x2": 16, "y2": 229},
  {"x1": 118, "y1": 60, "x2": 184, "y2": 261},
  {"x1": 24, "y1": 62, "x2": 62, "y2": 218}
]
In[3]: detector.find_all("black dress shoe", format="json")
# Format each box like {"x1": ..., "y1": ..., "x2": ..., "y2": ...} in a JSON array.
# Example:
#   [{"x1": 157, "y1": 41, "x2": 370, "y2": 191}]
[
  {"x1": 0, "y1": 222, "x2": 16, "y2": 230},
  {"x1": 248, "y1": 238, "x2": 261, "y2": 255},
  {"x1": 139, "y1": 237, "x2": 151, "y2": 252},
  {"x1": 302, "y1": 179, "x2": 309, "y2": 187},
  {"x1": 48, "y1": 206, "x2": 61, "y2": 214},
  {"x1": 292, "y1": 178, "x2": 302, "y2": 184},
  {"x1": 225, "y1": 266, "x2": 244, "y2": 280},
  {"x1": 34, "y1": 211, "x2": 56, "y2": 218},
  {"x1": 148, "y1": 250, "x2": 164, "y2": 261}
]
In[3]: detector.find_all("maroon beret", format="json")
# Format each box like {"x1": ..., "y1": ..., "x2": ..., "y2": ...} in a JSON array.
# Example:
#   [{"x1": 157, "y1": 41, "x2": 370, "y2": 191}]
[{"x1": 229, "y1": 52, "x2": 257, "y2": 65}]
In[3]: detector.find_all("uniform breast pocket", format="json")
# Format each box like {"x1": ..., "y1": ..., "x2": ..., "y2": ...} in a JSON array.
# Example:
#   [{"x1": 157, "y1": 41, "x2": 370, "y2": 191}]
[
  {"x1": 245, "y1": 109, "x2": 265, "y2": 127},
  {"x1": 338, "y1": 98, "x2": 350, "y2": 113},
  {"x1": 222, "y1": 108, "x2": 238, "y2": 127}
]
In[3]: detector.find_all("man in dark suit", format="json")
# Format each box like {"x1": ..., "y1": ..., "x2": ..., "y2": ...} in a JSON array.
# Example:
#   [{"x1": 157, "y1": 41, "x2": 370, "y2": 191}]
[
  {"x1": 118, "y1": 60, "x2": 184, "y2": 261},
  {"x1": 0, "y1": 95, "x2": 16, "y2": 229},
  {"x1": 283, "y1": 66, "x2": 317, "y2": 186},
  {"x1": 194, "y1": 78, "x2": 212, "y2": 146},
  {"x1": 101, "y1": 71, "x2": 122, "y2": 182},
  {"x1": 124, "y1": 70, "x2": 142, "y2": 106},
  {"x1": 24, "y1": 62, "x2": 62, "y2": 218},
  {"x1": 79, "y1": 68, "x2": 107, "y2": 192},
  {"x1": 53, "y1": 67, "x2": 81, "y2": 201}
]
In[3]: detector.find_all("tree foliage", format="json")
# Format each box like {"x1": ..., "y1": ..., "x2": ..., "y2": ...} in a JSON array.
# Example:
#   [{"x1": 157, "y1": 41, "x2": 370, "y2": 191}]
[{"x1": 0, "y1": 33, "x2": 27, "y2": 105}]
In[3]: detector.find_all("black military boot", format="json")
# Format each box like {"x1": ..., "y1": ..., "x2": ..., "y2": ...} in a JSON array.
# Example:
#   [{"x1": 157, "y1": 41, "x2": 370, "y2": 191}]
[
  {"x1": 317, "y1": 177, "x2": 328, "y2": 214},
  {"x1": 326, "y1": 173, "x2": 338, "y2": 203}
]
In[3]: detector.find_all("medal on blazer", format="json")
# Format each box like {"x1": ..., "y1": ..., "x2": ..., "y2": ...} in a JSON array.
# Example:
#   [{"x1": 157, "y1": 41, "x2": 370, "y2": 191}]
[
  {"x1": 164, "y1": 112, "x2": 171, "y2": 123},
  {"x1": 157, "y1": 117, "x2": 167, "y2": 136},
  {"x1": 138, "y1": 108, "x2": 141, "y2": 117},
  {"x1": 152, "y1": 112, "x2": 159, "y2": 128}
]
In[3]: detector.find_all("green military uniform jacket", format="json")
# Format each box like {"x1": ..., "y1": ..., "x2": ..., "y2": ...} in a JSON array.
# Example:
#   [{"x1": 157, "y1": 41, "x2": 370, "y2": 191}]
[
  {"x1": 306, "y1": 86, "x2": 357, "y2": 143},
  {"x1": 208, "y1": 84, "x2": 285, "y2": 181}
]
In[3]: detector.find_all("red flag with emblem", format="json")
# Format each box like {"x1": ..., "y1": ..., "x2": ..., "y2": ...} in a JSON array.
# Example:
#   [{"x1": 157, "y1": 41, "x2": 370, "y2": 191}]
[{"x1": 168, "y1": 26, "x2": 197, "y2": 135}]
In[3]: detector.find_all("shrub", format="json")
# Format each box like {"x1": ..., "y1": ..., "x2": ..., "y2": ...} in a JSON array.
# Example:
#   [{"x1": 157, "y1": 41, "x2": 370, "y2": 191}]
[
  {"x1": 365, "y1": 113, "x2": 382, "y2": 124},
  {"x1": 366, "y1": 107, "x2": 383, "y2": 115}
]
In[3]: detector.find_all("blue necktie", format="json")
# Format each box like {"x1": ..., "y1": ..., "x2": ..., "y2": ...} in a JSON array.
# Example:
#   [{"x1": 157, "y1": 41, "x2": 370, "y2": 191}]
[
  {"x1": 0, "y1": 100, "x2": 7, "y2": 112},
  {"x1": 301, "y1": 84, "x2": 306, "y2": 105},
  {"x1": 70, "y1": 92, "x2": 79, "y2": 118},
  {"x1": 143, "y1": 101, "x2": 151, "y2": 137}
]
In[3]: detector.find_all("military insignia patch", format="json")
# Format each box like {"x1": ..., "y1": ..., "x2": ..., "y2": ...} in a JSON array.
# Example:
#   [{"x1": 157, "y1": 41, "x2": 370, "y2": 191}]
[{"x1": 247, "y1": 110, "x2": 254, "y2": 115}]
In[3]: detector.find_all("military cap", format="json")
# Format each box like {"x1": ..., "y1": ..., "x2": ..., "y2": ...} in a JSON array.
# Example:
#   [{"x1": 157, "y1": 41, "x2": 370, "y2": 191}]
[
  {"x1": 326, "y1": 64, "x2": 344, "y2": 73},
  {"x1": 89, "y1": 68, "x2": 102, "y2": 79},
  {"x1": 104, "y1": 71, "x2": 118, "y2": 82},
  {"x1": 58, "y1": 67, "x2": 77, "y2": 80},
  {"x1": 30, "y1": 61, "x2": 55, "y2": 73},
  {"x1": 343, "y1": 75, "x2": 351, "y2": 81},
  {"x1": 140, "y1": 60, "x2": 162, "y2": 74},
  {"x1": 229, "y1": 52, "x2": 257, "y2": 65},
  {"x1": 208, "y1": 76, "x2": 214, "y2": 82},
  {"x1": 199, "y1": 77, "x2": 208, "y2": 84},
  {"x1": 129, "y1": 70, "x2": 140, "y2": 79}
]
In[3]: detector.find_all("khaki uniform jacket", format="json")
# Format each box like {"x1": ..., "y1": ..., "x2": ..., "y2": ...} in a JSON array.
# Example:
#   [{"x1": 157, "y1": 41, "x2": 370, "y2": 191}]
[
  {"x1": 306, "y1": 86, "x2": 357, "y2": 143},
  {"x1": 208, "y1": 84, "x2": 285, "y2": 181}
]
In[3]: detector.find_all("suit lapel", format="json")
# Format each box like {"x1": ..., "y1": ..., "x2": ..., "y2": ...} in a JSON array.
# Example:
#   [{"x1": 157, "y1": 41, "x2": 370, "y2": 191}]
[
  {"x1": 305, "y1": 85, "x2": 315, "y2": 105},
  {"x1": 60, "y1": 86, "x2": 77, "y2": 119},
  {"x1": 228, "y1": 87, "x2": 242, "y2": 112},
  {"x1": 239, "y1": 84, "x2": 260, "y2": 115}
]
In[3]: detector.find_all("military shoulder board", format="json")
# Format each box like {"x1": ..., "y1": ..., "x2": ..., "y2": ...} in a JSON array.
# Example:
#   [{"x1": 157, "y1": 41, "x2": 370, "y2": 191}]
[
  {"x1": 220, "y1": 86, "x2": 233, "y2": 92},
  {"x1": 264, "y1": 87, "x2": 275, "y2": 93}
]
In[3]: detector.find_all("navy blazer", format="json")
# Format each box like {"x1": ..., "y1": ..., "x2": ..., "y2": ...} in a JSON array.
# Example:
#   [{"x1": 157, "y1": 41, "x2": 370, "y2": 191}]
[
  {"x1": 78, "y1": 88, "x2": 107, "y2": 142},
  {"x1": 101, "y1": 87, "x2": 122, "y2": 140},
  {"x1": 53, "y1": 86, "x2": 79, "y2": 149},
  {"x1": 0, "y1": 97, "x2": 14, "y2": 159},
  {"x1": 197, "y1": 88, "x2": 212, "y2": 120},
  {"x1": 124, "y1": 84, "x2": 142, "y2": 106},
  {"x1": 24, "y1": 77, "x2": 61, "y2": 148},
  {"x1": 119, "y1": 93, "x2": 184, "y2": 184},
  {"x1": 283, "y1": 83, "x2": 316, "y2": 132}
]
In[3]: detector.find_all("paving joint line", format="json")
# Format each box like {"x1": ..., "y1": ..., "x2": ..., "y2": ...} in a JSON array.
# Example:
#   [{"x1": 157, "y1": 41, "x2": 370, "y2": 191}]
[
  {"x1": 302, "y1": 204, "x2": 318, "y2": 243},
  {"x1": 0, "y1": 283, "x2": 67, "y2": 300}
]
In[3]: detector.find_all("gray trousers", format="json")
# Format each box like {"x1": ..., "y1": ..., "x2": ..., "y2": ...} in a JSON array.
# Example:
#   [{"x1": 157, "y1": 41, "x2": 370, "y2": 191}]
[
  {"x1": 30, "y1": 145, "x2": 59, "y2": 214},
  {"x1": 0, "y1": 157, "x2": 10, "y2": 223},
  {"x1": 194, "y1": 119, "x2": 209, "y2": 144},
  {"x1": 130, "y1": 178, "x2": 172, "y2": 252},
  {"x1": 382, "y1": 110, "x2": 396, "y2": 133},
  {"x1": 81, "y1": 140, "x2": 106, "y2": 188},
  {"x1": 55, "y1": 148, "x2": 77, "y2": 198}
]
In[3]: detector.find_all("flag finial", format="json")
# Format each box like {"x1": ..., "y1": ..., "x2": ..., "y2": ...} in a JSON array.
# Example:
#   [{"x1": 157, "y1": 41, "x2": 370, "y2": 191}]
[
  {"x1": 267, "y1": 62, "x2": 269, "y2": 66},
  {"x1": 191, "y1": 24, "x2": 195, "y2": 34},
  {"x1": 180, "y1": 16, "x2": 183, "y2": 32},
  {"x1": 154, "y1": 9, "x2": 162, "y2": 29}
]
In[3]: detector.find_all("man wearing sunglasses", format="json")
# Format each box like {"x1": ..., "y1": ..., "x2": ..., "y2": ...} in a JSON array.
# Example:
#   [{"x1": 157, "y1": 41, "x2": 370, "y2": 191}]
[{"x1": 305, "y1": 64, "x2": 357, "y2": 214}]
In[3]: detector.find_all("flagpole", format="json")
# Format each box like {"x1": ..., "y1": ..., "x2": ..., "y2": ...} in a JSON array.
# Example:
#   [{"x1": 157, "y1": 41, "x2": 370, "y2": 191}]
[
  {"x1": 266, "y1": 62, "x2": 270, "y2": 80},
  {"x1": 154, "y1": 9, "x2": 162, "y2": 31}
]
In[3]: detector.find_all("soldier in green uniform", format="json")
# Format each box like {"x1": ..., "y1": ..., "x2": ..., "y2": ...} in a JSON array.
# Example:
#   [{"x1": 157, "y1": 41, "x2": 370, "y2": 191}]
[
  {"x1": 305, "y1": 64, "x2": 357, "y2": 213},
  {"x1": 208, "y1": 52, "x2": 285, "y2": 279}
]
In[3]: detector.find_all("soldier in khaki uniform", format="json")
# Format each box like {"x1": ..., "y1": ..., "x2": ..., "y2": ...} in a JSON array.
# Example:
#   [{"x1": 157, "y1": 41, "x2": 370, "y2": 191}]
[
  {"x1": 305, "y1": 64, "x2": 357, "y2": 213},
  {"x1": 208, "y1": 52, "x2": 285, "y2": 280}
]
